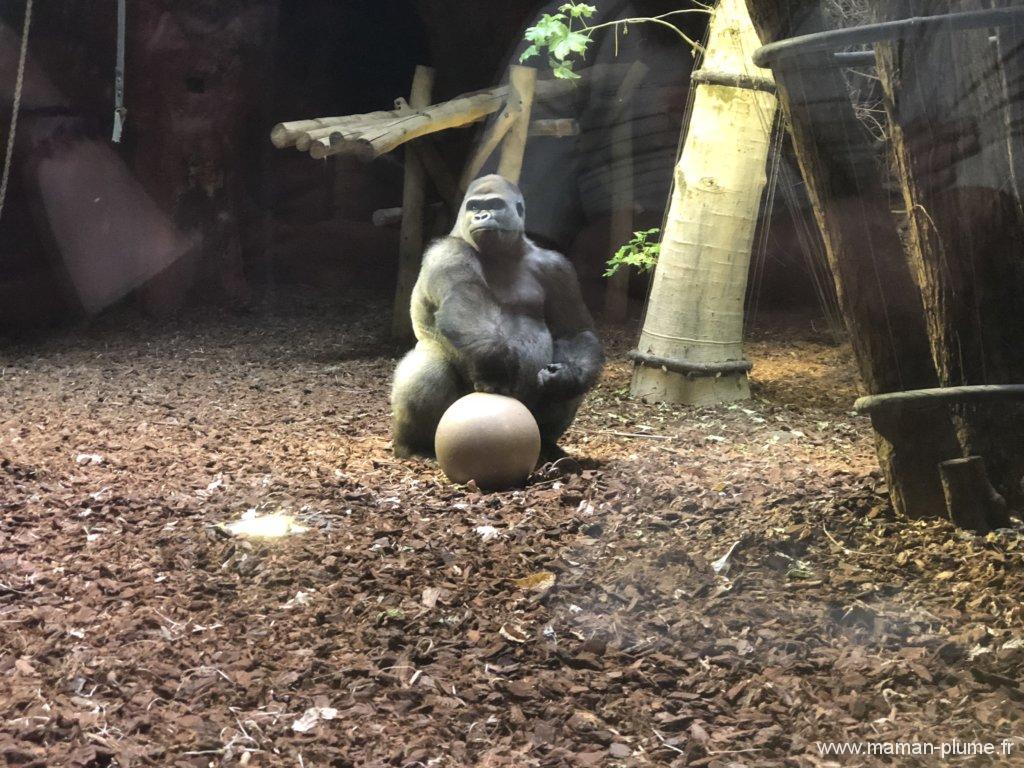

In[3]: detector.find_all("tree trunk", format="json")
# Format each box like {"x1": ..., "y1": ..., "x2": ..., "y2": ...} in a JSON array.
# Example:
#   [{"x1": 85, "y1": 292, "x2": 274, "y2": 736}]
[
  {"x1": 744, "y1": 0, "x2": 962, "y2": 518},
  {"x1": 873, "y1": 0, "x2": 1024, "y2": 509},
  {"x1": 630, "y1": 0, "x2": 777, "y2": 406},
  {"x1": 391, "y1": 66, "x2": 435, "y2": 343}
]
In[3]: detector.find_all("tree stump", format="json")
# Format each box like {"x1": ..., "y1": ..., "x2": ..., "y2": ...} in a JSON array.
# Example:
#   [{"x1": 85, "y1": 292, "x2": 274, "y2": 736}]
[{"x1": 939, "y1": 456, "x2": 1011, "y2": 532}]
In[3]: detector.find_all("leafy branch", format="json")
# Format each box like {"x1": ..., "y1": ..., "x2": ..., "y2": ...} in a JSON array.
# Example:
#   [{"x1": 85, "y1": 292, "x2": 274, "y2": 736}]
[
  {"x1": 520, "y1": 2, "x2": 712, "y2": 80},
  {"x1": 605, "y1": 229, "x2": 661, "y2": 277}
]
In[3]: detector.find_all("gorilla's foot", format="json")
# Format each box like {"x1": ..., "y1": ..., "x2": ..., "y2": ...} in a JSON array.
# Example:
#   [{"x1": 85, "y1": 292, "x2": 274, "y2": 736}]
[
  {"x1": 393, "y1": 442, "x2": 436, "y2": 460},
  {"x1": 539, "y1": 442, "x2": 569, "y2": 464}
]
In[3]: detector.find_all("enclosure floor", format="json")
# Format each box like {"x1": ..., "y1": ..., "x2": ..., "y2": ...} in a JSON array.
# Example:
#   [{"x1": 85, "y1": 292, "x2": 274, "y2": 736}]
[{"x1": 2, "y1": 292, "x2": 1023, "y2": 767}]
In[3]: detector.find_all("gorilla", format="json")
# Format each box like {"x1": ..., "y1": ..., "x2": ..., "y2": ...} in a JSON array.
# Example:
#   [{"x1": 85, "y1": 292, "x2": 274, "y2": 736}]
[{"x1": 391, "y1": 174, "x2": 604, "y2": 459}]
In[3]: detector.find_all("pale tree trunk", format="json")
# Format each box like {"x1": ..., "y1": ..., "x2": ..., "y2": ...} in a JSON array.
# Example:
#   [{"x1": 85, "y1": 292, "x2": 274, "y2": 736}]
[{"x1": 631, "y1": 0, "x2": 777, "y2": 405}]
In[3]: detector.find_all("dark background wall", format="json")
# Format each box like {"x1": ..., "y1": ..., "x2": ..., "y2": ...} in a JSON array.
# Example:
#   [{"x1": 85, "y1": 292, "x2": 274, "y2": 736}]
[{"x1": 0, "y1": 1, "x2": 820, "y2": 329}]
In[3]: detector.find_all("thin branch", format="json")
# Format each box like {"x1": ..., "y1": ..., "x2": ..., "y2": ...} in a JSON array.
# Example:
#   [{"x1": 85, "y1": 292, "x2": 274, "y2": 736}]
[{"x1": 583, "y1": 9, "x2": 713, "y2": 54}]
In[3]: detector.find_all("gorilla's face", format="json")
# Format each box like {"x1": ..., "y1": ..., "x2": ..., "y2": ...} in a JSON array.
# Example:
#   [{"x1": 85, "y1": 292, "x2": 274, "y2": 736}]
[{"x1": 455, "y1": 175, "x2": 526, "y2": 256}]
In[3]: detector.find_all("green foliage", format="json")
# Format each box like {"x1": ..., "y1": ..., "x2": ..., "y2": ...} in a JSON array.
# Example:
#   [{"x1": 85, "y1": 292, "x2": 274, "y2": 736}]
[
  {"x1": 520, "y1": 4, "x2": 597, "y2": 79},
  {"x1": 605, "y1": 228, "x2": 661, "y2": 277}
]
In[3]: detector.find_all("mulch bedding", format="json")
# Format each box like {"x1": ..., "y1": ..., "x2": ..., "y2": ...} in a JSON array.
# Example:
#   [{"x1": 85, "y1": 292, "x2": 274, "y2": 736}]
[{"x1": 2, "y1": 292, "x2": 1024, "y2": 768}]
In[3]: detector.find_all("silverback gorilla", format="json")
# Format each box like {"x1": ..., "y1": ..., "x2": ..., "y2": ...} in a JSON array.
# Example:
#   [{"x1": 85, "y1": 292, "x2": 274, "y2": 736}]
[{"x1": 391, "y1": 174, "x2": 603, "y2": 458}]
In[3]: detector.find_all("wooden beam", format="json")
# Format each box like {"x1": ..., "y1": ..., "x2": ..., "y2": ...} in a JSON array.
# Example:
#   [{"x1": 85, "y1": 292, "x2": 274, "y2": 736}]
[
  {"x1": 391, "y1": 65, "x2": 435, "y2": 342},
  {"x1": 497, "y1": 65, "x2": 538, "y2": 183},
  {"x1": 271, "y1": 65, "x2": 643, "y2": 161},
  {"x1": 315, "y1": 75, "x2": 559, "y2": 161},
  {"x1": 271, "y1": 110, "x2": 398, "y2": 149},
  {"x1": 460, "y1": 101, "x2": 521, "y2": 190},
  {"x1": 528, "y1": 118, "x2": 580, "y2": 137},
  {"x1": 605, "y1": 62, "x2": 649, "y2": 323}
]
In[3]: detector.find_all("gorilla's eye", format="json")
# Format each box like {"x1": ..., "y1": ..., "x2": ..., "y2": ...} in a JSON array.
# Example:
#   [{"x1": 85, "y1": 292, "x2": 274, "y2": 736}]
[{"x1": 516, "y1": 202, "x2": 524, "y2": 217}]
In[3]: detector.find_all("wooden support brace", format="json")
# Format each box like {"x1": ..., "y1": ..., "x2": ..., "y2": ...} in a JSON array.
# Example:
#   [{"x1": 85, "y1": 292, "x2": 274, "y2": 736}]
[
  {"x1": 391, "y1": 65, "x2": 435, "y2": 342},
  {"x1": 460, "y1": 102, "x2": 521, "y2": 190},
  {"x1": 528, "y1": 119, "x2": 580, "y2": 137},
  {"x1": 497, "y1": 65, "x2": 538, "y2": 184}
]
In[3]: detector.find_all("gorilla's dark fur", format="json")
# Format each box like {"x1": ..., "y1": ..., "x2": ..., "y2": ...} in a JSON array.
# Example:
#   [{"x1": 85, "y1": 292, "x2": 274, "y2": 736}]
[{"x1": 391, "y1": 174, "x2": 604, "y2": 458}]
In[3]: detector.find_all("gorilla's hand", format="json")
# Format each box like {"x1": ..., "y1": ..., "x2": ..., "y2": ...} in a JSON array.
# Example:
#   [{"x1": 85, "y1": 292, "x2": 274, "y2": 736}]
[
  {"x1": 470, "y1": 345, "x2": 520, "y2": 397},
  {"x1": 537, "y1": 363, "x2": 583, "y2": 400}
]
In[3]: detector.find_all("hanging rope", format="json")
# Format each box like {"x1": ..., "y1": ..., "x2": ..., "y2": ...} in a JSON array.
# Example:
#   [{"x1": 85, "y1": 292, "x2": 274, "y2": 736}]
[{"x1": 0, "y1": 0, "x2": 34, "y2": 225}]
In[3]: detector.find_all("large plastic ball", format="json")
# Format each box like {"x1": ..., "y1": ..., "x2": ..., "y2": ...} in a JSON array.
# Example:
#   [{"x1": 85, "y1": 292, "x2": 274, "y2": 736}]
[{"x1": 434, "y1": 393, "x2": 541, "y2": 491}]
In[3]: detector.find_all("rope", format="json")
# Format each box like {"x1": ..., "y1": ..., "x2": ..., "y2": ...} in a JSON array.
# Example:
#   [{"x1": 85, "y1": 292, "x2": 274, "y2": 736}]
[{"x1": 0, "y1": 0, "x2": 33, "y2": 224}]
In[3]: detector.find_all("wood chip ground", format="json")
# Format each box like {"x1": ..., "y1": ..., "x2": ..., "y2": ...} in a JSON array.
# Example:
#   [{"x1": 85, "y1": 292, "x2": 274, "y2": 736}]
[{"x1": 2, "y1": 294, "x2": 1023, "y2": 766}]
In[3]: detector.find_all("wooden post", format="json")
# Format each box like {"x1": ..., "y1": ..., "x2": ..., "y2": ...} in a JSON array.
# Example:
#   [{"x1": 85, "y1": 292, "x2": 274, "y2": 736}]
[
  {"x1": 391, "y1": 65, "x2": 435, "y2": 342},
  {"x1": 605, "y1": 62, "x2": 648, "y2": 323},
  {"x1": 631, "y1": 0, "x2": 776, "y2": 406},
  {"x1": 496, "y1": 65, "x2": 537, "y2": 183},
  {"x1": 940, "y1": 457, "x2": 1010, "y2": 532},
  {"x1": 744, "y1": 0, "x2": 961, "y2": 518},
  {"x1": 460, "y1": 102, "x2": 521, "y2": 190}
]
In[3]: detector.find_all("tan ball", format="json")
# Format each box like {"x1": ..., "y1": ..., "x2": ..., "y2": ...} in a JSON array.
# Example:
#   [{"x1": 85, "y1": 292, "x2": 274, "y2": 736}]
[{"x1": 435, "y1": 393, "x2": 541, "y2": 491}]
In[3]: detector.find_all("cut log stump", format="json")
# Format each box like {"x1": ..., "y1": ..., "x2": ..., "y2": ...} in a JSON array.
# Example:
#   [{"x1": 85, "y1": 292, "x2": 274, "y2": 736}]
[{"x1": 939, "y1": 456, "x2": 1011, "y2": 533}]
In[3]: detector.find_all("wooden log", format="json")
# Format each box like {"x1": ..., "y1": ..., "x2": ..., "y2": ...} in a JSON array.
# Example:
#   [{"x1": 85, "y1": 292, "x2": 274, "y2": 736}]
[
  {"x1": 317, "y1": 73, "x2": 565, "y2": 161},
  {"x1": 272, "y1": 117, "x2": 348, "y2": 148},
  {"x1": 528, "y1": 119, "x2": 580, "y2": 137},
  {"x1": 271, "y1": 110, "x2": 397, "y2": 148},
  {"x1": 460, "y1": 98, "x2": 522, "y2": 190},
  {"x1": 391, "y1": 65, "x2": 435, "y2": 342},
  {"x1": 605, "y1": 62, "x2": 648, "y2": 323},
  {"x1": 311, "y1": 134, "x2": 375, "y2": 161},
  {"x1": 744, "y1": 0, "x2": 961, "y2": 518},
  {"x1": 372, "y1": 207, "x2": 404, "y2": 227},
  {"x1": 295, "y1": 126, "x2": 342, "y2": 152},
  {"x1": 272, "y1": 65, "x2": 640, "y2": 160},
  {"x1": 497, "y1": 66, "x2": 538, "y2": 183},
  {"x1": 940, "y1": 456, "x2": 1010, "y2": 532}
]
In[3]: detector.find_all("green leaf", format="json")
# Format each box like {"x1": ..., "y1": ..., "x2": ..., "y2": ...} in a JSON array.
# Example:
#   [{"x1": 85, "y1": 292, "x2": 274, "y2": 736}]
[
  {"x1": 605, "y1": 227, "x2": 660, "y2": 277},
  {"x1": 565, "y1": 30, "x2": 590, "y2": 54},
  {"x1": 552, "y1": 63, "x2": 580, "y2": 80},
  {"x1": 519, "y1": 44, "x2": 540, "y2": 62},
  {"x1": 559, "y1": 2, "x2": 597, "y2": 18},
  {"x1": 524, "y1": 25, "x2": 544, "y2": 43},
  {"x1": 526, "y1": 14, "x2": 566, "y2": 43}
]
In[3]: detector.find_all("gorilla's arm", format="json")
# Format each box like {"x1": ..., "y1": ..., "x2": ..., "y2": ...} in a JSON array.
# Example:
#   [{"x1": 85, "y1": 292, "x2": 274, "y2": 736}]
[
  {"x1": 538, "y1": 252, "x2": 604, "y2": 400},
  {"x1": 416, "y1": 238, "x2": 517, "y2": 393}
]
